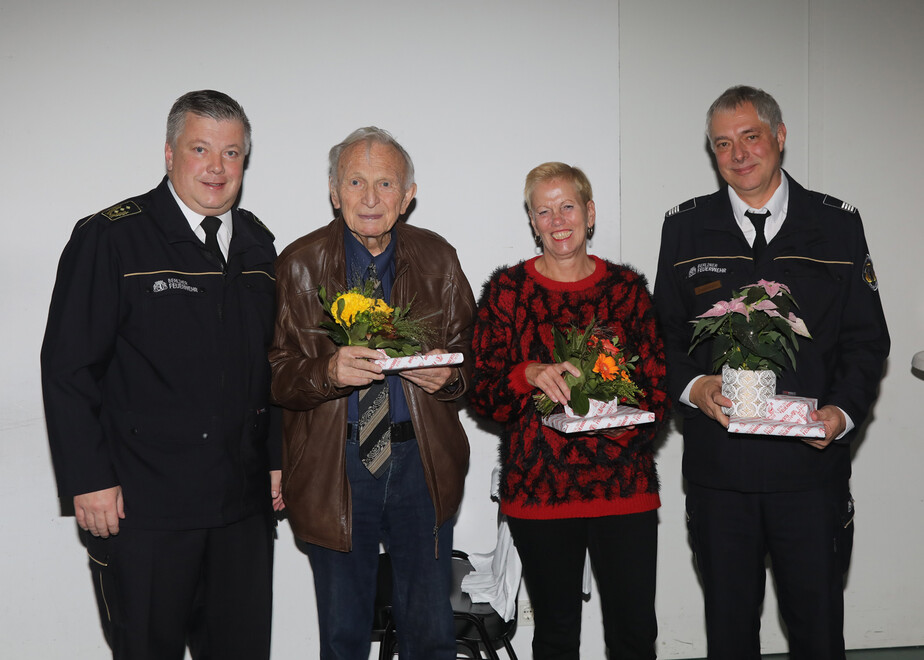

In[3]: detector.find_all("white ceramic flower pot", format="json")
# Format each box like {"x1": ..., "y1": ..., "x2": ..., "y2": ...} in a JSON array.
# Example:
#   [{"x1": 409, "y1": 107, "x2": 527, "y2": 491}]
[{"x1": 721, "y1": 366, "x2": 776, "y2": 418}]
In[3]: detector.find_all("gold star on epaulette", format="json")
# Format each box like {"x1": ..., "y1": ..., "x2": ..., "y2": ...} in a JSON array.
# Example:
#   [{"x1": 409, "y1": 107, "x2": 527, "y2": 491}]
[{"x1": 101, "y1": 201, "x2": 143, "y2": 221}]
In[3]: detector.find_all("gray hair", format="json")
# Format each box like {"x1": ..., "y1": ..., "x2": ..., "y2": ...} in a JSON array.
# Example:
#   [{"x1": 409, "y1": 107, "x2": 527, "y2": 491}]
[
  {"x1": 706, "y1": 85, "x2": 783, "y2": 150},
  {"x1": 166, "y1": 90, "x2": 252, "y2": 155},
  {"x1": 328, "y1": 127, "x2": 415, "y2": 190}
]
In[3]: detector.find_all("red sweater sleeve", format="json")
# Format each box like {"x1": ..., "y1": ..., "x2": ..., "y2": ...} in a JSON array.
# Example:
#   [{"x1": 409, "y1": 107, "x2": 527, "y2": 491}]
[{"x1": 470, "y1": 268, "x2": 539, "y2": 423}]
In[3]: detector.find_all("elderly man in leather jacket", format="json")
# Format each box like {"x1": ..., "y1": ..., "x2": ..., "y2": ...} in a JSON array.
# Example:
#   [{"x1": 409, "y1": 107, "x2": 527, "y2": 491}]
[{"x1": 270, "y1": 127, "x2": 476, "y2": 659}]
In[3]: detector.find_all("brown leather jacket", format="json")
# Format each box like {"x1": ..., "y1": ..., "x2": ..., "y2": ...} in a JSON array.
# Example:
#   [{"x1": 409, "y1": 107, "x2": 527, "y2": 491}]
[{"x1": 270, "y1": 218, "x2": 475, "y2": 551}]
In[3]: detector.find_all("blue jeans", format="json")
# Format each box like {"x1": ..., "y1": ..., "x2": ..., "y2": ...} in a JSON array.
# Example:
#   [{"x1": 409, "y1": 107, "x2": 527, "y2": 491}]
[{"x1": 306, "y1": 436, "x2": 455, "y2": 660}]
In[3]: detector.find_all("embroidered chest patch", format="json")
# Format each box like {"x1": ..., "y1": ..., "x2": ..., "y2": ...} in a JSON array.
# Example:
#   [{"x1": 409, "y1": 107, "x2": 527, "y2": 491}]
[
  {"x1": 687, "y1": 262, "x2": 727, "y2": 278},
  {"x1": 150, "y1": 277, "x2": 204, "y2": 294}
]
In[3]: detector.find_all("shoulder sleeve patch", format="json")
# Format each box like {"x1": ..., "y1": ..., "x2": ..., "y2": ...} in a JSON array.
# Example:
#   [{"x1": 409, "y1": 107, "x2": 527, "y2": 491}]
[
  {"x1": 665, "y1": 198, "x2": 697, "y2": 217},
  {"x1": 822, "y1": 195, "x2": 857, "y2": 214},
  {"x1": 239, "y1": 208, "x2": 275, "y2": 241},
  {"x1": 862, "y1": 253, "x2": 879, "y2": 291},
  {"x1": 101, "y1": 200, "x2": 143, "y2": 221}
]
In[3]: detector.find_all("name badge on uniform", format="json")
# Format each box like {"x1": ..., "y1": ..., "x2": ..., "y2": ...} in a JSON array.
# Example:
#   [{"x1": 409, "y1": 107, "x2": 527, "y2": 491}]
[{"x1": 694, "y1": 280, "x2": 722, "y2": 296}]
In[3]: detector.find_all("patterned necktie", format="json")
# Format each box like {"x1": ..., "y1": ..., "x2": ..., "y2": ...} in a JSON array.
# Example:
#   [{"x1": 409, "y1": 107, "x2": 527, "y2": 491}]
[
  {"x1": 201, "y1": 216, "x2": 227, "y2": 270},
  {"x1": 358, "y1": 263, "x2": 391, "y2": 477},
  {"x1": 745, "y1": 210, "x2": 770, "y2": 261}
]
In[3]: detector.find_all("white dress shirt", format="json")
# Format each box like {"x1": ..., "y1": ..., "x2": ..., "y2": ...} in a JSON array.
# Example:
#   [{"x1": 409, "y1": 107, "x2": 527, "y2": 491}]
[
  {"x1": 167, "y1": 180, "x2": 232, "y2": 260},
  {"x1": 729, "y1": 171, "x2": 789, "y2": 247}
]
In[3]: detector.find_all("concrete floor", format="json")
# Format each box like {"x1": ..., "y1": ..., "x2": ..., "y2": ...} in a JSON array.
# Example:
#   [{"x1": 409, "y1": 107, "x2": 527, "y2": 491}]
[{"x1": 762, "y1": 649, "x2": 924, "y2": 659}]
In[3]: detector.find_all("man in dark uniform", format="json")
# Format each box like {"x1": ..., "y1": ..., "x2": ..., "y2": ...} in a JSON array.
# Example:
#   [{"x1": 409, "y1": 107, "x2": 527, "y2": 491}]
[
  {"x1": 41, "y1": 90, "x2": 282, "y2": 660},
  {"x1": 654, "y1": 85, "x2": 889, "y2": 659}
]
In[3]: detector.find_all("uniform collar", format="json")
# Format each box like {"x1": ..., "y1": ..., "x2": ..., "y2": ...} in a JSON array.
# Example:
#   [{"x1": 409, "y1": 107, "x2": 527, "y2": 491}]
[
  {"x1": 147, "y1": 177, "x2": 200, "y2": 244},
  {"x1": 728, "y1": 171, "x2": 789, "y2": 245},
  {"x1": 727, "y1": 171, "x2": 789, "y2": 226},
  {"x1": 166, "y1": 179, "x2": 233, "y2": 237},
  {"x1": 151, "y1": 177, "x2": 266, "y2": 264}
]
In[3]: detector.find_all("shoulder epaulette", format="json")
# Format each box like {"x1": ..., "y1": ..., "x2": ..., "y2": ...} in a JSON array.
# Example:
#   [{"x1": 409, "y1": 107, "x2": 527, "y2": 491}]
[
  {"x1": 665, "y1": 198, "x2": 697, "y2": 217},
  {"x1": 101, "y1": 200, "x2": 143, "y2": 221},
  {"x1": 239, "y1": 208, "x2": 275, "y2": 240},
  {"x1": 822, "y1": 195, "x2": 857, "y2": 214}
]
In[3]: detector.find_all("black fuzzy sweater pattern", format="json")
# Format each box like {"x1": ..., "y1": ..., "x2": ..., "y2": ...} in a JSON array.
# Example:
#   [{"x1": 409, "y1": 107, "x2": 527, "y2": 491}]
[{"x1": 469, "y1": 257, "x2": 670, "y2": 519}]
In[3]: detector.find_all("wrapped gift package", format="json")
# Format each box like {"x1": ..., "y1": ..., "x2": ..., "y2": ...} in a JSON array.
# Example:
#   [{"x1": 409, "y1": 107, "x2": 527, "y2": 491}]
[
  {"x1": 374, "y1": 351, "x2": 464, "y2": 372},
  {"x1": 563, "y1": 398, "x2": 623, "y2": 418},
  {"x1": 766, "y1": 395, "x2": 817, "y2": 424},
  {"x1": 543, "y1": 405, "x2": 655, "y2": 434},
  {"x1": 728, "y1": 416, "x2": 826, "y2": 438},
  {"x1": 728, "y1": 395, "x2": 825, "y2": 437}
]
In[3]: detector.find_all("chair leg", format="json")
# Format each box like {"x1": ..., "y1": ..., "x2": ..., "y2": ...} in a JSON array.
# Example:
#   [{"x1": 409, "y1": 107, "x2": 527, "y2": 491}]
[
  {"x1": 457, "y1": 637, "x2": 481, "y2": 658},
  {"x1": 454, "y1": 613, "x2": 501, "y2": 660},
  {"x1": 500, "y1": 635, "x2": 518, "y2": 660},
  {"x1": 379, "y1": 620, "x2": 397, "y2": 660}
]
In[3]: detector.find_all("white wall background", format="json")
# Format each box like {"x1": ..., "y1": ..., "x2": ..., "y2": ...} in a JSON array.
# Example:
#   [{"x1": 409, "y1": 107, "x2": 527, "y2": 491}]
[{"x1": 1, "y1": 0, "x2": 921, "y2": 657}]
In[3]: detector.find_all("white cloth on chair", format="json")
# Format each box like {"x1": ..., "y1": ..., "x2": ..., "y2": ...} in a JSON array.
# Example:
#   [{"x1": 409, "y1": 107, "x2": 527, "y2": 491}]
[
  {"x1": 461, "y1": 515, "x2": 522, "y2": 621},
  {"x1": 460, "y1": 468, "x2": 593, "y2": 622},
  {"x1": 461, "y1": 468, "x2": 521, "y2": 621}
]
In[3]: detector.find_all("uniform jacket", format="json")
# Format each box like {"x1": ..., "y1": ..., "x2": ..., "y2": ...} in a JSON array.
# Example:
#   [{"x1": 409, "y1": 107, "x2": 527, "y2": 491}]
[
  {"x1": 270, "y1": 218, "x2": 476, "y2": 551},
  {"x1": 654, "y1": 173, "x2": 889, "y2": 493},
  {"x1": 41, "y1": 177, "x2": 279, "y2": 530}
]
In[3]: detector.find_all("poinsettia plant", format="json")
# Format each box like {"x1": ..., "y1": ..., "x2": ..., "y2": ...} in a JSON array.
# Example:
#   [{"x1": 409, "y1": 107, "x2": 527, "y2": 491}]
[
  {"x1": 318, "y1": 278, "x2": 434, "y2": 358},
  {"x1": 689, "y1": 279, "x2": 812, "y2": 375},
  {"x1": 533, "y1": 317, "x2": 645, "y2": 416}
]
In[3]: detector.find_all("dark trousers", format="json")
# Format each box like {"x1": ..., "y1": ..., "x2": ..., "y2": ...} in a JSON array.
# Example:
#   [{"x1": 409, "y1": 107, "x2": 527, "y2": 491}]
[
  {"x1": 508, "y1": 510, "x2": 659, "y2": 660},
  {"x1": 305, "y1": 437, "x2": 456, "y2": 660},
  {"x1": 685, "y1": 481, "x2": 854, "y2": 660},
  {"x1": 83, "y1": 512, "x2": 274, "y2": 660}
]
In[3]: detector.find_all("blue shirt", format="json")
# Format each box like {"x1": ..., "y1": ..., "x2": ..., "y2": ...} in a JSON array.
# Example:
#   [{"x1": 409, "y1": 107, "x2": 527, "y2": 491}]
[{"x1": 343, "y1": 226, "x2": 411, "y2": 425}]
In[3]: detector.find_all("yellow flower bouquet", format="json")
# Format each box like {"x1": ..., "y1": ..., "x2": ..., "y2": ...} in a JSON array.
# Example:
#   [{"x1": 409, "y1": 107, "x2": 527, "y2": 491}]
[{"x1": 319, "y1": 279, "x2": 434, "y2": 357}]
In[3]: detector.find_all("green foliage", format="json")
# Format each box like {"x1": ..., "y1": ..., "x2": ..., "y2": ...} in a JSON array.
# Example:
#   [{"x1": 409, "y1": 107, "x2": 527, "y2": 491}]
[
  {"x1": 688, "y1": 281, "x2": 811, "y2": 376},
  {"x1": 533, "y1": 317, "x2": 645, "y2": 417}
]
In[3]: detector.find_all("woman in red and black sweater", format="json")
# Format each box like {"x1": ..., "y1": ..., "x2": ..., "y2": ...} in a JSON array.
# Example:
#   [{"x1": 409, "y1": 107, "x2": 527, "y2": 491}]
[{"x1": 469, "y1": 163, "x2": 669, "y2": 659}]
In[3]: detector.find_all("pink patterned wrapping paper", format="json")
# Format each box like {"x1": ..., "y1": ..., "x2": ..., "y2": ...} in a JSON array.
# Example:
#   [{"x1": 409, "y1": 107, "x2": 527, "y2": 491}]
[
  {"x1": 766, "y1": 395, "x2": 817, "y2": 424},
  {"x1": 373, "y1": 351, "x2": 464, "y2": 372},
  {"x1": 564, "y1": 398, "x2": 623, "y2": 418},
  {"x1": 542, "y1": 406, "x2": 655, "y2": 434},
  {"x1": 728, "y1": 416, "x2": 825, "y2": 438}
]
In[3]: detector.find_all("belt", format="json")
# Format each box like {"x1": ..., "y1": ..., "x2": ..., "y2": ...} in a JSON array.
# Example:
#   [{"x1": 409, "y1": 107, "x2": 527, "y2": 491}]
[{"x1": 347, "y1": 420, "x2": 416, "y2": 443}]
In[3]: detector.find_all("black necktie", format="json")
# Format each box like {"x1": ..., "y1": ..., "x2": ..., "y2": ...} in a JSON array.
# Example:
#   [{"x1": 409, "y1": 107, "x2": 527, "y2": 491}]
[
  {"x1": 745, "y1": 210, "x2": 770, "y2": 261},
  {"x1": 201, "y1": 216, "x2": 226, "y2": 270},
  {"x1": 357, "y1": 263, "x2": 391, "y2": 477}
]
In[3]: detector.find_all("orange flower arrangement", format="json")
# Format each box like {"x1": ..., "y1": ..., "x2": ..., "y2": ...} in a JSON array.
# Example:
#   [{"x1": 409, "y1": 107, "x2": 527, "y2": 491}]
[
  {"x1": 593, "y1": 353, "x2": 619, "y2": 381},
  {"x1": 533, "y1": 317, "x2": 645, "y2": 416}
]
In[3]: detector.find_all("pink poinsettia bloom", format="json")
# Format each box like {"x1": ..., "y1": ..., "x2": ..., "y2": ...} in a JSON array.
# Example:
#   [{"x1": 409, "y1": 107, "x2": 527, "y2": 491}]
[
  {"x1": 697, "y1": 296, "x2": 749, "y2": 320},
  {"x1": 787, "y1": 312, "x2": 812, "y2": 338},
  {"x1": 750, "y1": 299, "x2": 779, "y2": 314},
  {"x1": 744, "y1": 280, "x2": 791, "y2": 298}
]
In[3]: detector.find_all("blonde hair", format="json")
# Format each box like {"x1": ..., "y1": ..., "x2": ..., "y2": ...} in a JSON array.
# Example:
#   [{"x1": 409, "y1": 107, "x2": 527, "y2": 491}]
[{"x1": 524, "y1": 162, "x2": 593, "y2": 213}]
